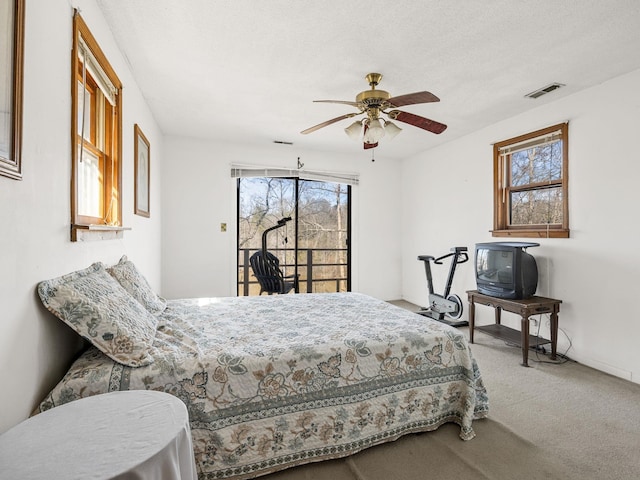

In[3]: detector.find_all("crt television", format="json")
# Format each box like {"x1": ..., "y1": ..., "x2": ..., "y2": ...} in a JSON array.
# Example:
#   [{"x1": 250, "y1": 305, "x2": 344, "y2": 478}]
[{"x1": 475, "y1": 242, "x2": 539, "y2": 299}]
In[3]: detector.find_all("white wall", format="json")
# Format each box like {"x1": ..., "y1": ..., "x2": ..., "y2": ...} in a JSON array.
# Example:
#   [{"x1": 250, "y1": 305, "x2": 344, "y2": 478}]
[
  {"x1": 401, "y1": 68, "x2": 640, "y2": 383},
  {"x1": 161, "y1": 137, "x2": 402, "y2": 301},
  {"x1": 0, "y1": 0, "x2": 163, "y2": 433},
  {"x1": 5, "y1": 1, "x2": 637, "y2": 438}
]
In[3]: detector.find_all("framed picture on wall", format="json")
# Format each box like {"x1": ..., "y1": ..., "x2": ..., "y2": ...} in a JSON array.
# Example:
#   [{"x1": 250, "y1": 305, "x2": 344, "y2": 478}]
[
  {"x1": 134, "y1": 124, "x2": 150, "y2": 217},
  {"x1": 0, "y1": 0, "x2": 25, "y2": 180}
]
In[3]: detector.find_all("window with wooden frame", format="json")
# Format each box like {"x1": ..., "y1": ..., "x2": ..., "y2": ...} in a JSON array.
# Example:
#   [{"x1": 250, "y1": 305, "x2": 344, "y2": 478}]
[
  {"x1": 492, "y1": 123, "x2": 569, "y2": 238},
  {"x1": 70, "y1": 12, "x2": 123, "y2": 241}
]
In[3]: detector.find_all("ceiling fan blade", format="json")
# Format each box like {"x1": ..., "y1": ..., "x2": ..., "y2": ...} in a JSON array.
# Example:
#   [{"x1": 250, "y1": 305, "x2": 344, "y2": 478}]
[
  {"x1": 387, "y1": 91, "x2": 440, "y2": 107},
  {"x1": 388, "y1": 110, "x2": 447, "y2": 134},
  {"x1": 300, "y1": 113, "x2": 358, "y2": 134},
  {"x1": 314, "y1": 100, "x2": 361, "y2": 107}
]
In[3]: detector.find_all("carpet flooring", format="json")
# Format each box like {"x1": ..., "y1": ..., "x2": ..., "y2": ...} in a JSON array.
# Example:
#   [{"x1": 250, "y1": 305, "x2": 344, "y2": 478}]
[
  {"x1": 261, "y1": 300, "x2": 640, "y2": 480},
  {"x1": 265, "y1": 420, "x2": 577, "y2": 480}
]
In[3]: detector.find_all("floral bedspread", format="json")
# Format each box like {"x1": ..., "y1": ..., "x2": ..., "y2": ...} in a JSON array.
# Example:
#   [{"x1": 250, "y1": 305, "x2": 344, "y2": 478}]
[{"x1": 37, "y1": 292, "x2": 488, "y2": 479}]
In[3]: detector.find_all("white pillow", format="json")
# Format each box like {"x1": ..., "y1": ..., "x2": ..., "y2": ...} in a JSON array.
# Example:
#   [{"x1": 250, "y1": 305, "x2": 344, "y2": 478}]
[
  {"x1": 107, "y1": 256, "x2": 167, "y2": 315},
  {"x1": 38, "y1": 263, "x2": 157, "y2": 367}
]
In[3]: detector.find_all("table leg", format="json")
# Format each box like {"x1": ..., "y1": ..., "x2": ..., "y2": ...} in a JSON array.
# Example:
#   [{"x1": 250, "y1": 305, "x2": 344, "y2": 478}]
[
  {"x1": 469, "y1": 299, "x2": 475, "y2": 344},
  {"x1": 495, "y1": 306, "x2": 502, "y2": 325},
  {"x1": 550, "y1": 309, "x2": 559, "y2": 360},
  {"x1": 521, "y1": 315, "x2": 529, "y2": 367}
]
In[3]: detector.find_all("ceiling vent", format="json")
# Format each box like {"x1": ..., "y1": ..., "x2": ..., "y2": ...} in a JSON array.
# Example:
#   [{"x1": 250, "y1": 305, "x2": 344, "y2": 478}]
[{"x1": 525, "y1": 83, "x2": 565, "y2": 99}]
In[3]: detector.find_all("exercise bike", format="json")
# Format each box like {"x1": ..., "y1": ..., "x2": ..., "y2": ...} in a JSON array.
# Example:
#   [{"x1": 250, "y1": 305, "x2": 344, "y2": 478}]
[
  {"x1": 249, "y1": 217, "x2": 298, "y2": 295},
  {"x1": 417, "y1": 246, "x2": 469, "y2": 327}
]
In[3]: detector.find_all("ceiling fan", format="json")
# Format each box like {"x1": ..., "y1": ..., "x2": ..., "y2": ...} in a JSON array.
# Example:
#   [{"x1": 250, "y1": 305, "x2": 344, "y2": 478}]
[{"x1": 301, "y1": 73, "x2": 447, "y2": 149}]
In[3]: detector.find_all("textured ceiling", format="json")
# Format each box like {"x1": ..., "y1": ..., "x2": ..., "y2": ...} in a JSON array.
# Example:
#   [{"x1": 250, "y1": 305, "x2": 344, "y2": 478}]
[{"x1": 96, "y1": 0, "x2": 640, "y2": 160}]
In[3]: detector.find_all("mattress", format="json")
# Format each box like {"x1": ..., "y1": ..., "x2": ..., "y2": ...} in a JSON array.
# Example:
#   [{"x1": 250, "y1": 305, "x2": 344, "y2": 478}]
[{"x1": 37, "y1": 292, "x2": 489, "y2": 479}]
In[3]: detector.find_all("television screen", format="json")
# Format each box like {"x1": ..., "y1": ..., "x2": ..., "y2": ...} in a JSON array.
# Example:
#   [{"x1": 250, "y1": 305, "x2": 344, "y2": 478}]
[
  {"x1": 474, "y1": 242, "x2": 539, "y2": 299},
  {"x1": 476, "y1": 249, "x2": 514, "y2": 284}
]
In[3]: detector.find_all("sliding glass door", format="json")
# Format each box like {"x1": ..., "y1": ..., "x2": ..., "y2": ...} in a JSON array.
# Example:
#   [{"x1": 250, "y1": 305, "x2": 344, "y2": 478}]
[{"x1": 237, "y1": 177, "x2": 350, "y2": 296}]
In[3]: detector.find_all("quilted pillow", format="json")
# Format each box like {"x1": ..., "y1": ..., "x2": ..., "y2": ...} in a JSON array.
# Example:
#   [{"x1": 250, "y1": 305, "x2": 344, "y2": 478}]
[
  {"x1": 37, "y1": 263, "x2": 157, "y2": 367},
  {"x1": 107, "y1": 256, "x2": 167, "y2": 315}
]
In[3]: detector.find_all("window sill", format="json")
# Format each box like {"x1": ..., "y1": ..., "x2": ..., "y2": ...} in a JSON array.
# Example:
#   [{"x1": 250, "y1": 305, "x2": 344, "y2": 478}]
[
  {"x1": 491, "y1": 228, "x2": 570, "y2": 239},
  {"x1": 71, "y1": 224, "x2": 131, "y2": 242}
]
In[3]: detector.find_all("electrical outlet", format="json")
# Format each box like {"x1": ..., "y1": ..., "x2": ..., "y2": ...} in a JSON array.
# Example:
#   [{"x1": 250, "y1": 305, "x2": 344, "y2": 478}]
[{"x1": 220, "y1": 223, "x2": 227, "y2": 232}]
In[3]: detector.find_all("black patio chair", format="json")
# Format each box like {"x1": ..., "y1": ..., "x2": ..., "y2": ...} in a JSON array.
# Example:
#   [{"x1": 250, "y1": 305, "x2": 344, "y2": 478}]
[{"x1": 249, "y1": 250, "x2": 298, "y2": 295}]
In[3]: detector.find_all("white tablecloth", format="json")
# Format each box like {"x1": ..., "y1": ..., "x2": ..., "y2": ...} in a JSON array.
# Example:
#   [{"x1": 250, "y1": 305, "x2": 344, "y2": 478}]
[{"x1": 0, "y1": 390, "x2": 197, "y2": 479}]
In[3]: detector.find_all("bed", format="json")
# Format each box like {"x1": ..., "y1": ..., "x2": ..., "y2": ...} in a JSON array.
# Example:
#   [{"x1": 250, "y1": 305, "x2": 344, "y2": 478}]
[{"x1": 36, "y1": 258, "x2": 489, "y2": 480}]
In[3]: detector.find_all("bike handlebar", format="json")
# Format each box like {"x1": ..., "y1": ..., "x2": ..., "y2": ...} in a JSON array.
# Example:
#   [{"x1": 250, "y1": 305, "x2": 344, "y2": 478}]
[
  {"x1": 434, "y1": 252, "x2": 468, "y2": 265},
  {"x1": 417, "y1": 247, "x2": 468, "y2": 265},
  {"x1": 418, "y1": 247, "x2": 468, "y2": 265}
]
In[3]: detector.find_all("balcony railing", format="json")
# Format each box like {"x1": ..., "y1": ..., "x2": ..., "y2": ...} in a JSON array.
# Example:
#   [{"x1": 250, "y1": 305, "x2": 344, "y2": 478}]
[{"x1": 238, "y1": 247, "x2": 349, "y2": 296}]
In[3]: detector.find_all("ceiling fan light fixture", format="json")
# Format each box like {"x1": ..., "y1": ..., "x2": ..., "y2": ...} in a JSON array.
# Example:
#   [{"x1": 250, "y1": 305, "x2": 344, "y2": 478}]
[
  {"x1": 344, "y1": 120, "x2": 363, "y2": 141},
  {"x1": 384, "y1": 120, "x2": 402, "y2": 140},
  {"x1": 301, "y1": 73, "x2": 448, "y2": 146},
  {"x1": 363, "y1": 118, "x2": 385, "y2": 144}
]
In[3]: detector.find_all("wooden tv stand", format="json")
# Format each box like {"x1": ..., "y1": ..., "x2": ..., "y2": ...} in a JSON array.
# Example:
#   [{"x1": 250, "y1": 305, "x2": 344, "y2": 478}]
[{"x1": 467, "y1": 290, "x2": 562, "y2": 367}]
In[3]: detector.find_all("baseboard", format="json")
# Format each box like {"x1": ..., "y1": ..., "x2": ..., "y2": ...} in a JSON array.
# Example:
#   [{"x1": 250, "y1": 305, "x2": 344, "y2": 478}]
[{"x1": 570, "y1": 354, "x2": 634, "y2": 383}]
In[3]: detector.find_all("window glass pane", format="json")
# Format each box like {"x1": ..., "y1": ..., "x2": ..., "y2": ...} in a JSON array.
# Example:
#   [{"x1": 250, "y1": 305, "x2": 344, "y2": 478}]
[
  {"x1": 95, "y1": 92, "x2": 105, "y2": 150},
  {"x1": 297, "y1": 180, "x2": 349, "y2": 293},
  {"x1": 77, "y1": 146, "x2": 102, "y2": 218},
  {"x1": 76, "y1": 80, "x2": 92, "y2": 141},
  {"x1": 298, "y1": 180, "x2": 348, "y2": 250},
  {"x1": 510, "y1": 187, "x2": 563, "y2": 225},
  {"x1": 510, "y1": 141, "x2": 562, "y2": 186}
]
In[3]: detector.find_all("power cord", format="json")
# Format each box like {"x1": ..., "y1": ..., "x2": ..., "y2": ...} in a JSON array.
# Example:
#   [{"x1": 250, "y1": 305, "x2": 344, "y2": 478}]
[
  {"x1": 502, "y1": 314, "x2": 573, "y2": 365},
  {"x1": 530, "y1": 316, "x2": 573, "y2": 364}
]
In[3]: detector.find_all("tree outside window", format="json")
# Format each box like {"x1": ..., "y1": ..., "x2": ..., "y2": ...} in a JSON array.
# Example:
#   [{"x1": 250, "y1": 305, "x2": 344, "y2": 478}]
[{"x1": 492, "y1": 123, "x2": 569, "y2": 238}]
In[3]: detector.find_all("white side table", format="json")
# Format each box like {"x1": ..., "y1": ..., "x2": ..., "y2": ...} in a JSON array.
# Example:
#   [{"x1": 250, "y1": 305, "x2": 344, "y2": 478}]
[{"x1": 0, "y1": 390, "x2": 197, "y2": 479}]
